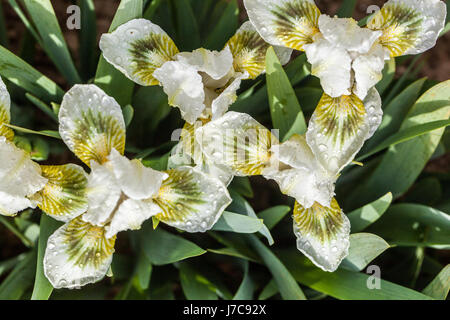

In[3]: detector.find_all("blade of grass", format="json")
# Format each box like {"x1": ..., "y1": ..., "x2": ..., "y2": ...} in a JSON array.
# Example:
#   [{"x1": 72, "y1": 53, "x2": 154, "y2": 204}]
[
  {"x1": 22, "y1": 0, "x2": 81, "y2": 84},
  {"x1": 31, "y1": 214, "x2": 62, "y2": 300}
]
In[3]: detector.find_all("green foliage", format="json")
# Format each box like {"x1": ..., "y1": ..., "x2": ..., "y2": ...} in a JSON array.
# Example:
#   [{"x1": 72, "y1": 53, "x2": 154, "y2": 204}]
[{"x1": 0, "y1": 0, "x2": 448, "y2": 301}]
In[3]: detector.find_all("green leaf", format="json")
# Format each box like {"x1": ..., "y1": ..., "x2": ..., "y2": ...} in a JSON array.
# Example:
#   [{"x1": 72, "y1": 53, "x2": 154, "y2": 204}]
[
  {"x1": 135, "y1": 250, "x2": 152, "y2": 291},
  {"x1": 347, "y1": 192, "x2": 392, "y2": 233},
  {"x1": 284, "y1": 53, "x2": 311, "y2": 85},
  {"x1": 172, "y1": 0, "x2": 200, "y2": 51},
  {"x1": 340, "y1": 233, "x2": 390, "y2": 272},
  {"x1": 122, "y1": 104, "x2": 134, "y2": 127},
  {"x1": 0, "y1": 216, "x2": 33, "y2": 247},
  {"x1": 279, "y1": 250, "x2": 433, "y2": 300},
  {"x1": 140, "y1": 226, "x2": 206, "y2": 265},
  {"x1": 29, "y1": 137, "x2": 50, "y2": 161},
  {"x1": 258, "y1": 279, "x2": 278, "y2": 300},
  {"x1": 5, "y1": 123, "x2": 61, "y2": 139},
  {"x1": 31, "y1": 214, "x2": 61, "y2": 300},
  {"x1": 229, "y1": 190, "x2": 274, "y2": 245},
  {"x1": 207, "y1": 247, "x2": 259, "y2": 263},
  {"x1": 295, "y1": 87, "x2": 323, "y2": 113},
  {"x1": 266, "y1": 47, "x2": 306, "y2": 141},
  {"x1": 364, "y1": 78, "x2": 426, "y2": 151},
  {"x1": 352, "y1": 80, "x2": 450, "y2": 206},
  {"x1": 179, "y1": 262, "x2": 218, "y2": 300},
  {"x1": 0, "y1": 45, "x2": 64, "y2": 102},
  {"x1": 79, "y1": 0, "x2": 98, "y2": 80},
  {"x1": 0, "y1": 250, "x2": 37, "y2": 299},
  {"x1": 25, "y1": 93, "x2": 58, "y2": 122},
  {"x1": 337, "y1": 0, "x2": 357, "y2": 18},
  {"x1": 204, "y1": 0, "x2": 239, "y2": 50},
  {"x1": 375, "y1": 57, "x2": 396, "y2": 95},
  {"x1": 143, "y1": 0, "x2": 162, "y2": 19},
  {"x1": 247, "y1": 235, "x2": 306, "y2": 300},
  {"x1": 258, "y1": 205, "x2": 291, "y2": 230},
  {"x1": 229, "y1": 176, "x2": 254, "y2": 198},
  {"x1": 212, "y1": 211, "x2": 264, "y2": 233},
  {"x1": 0, "y1": 254, "x2": 27, "y2": 278},
  {"x1": 22, "y1": 0, "x2": 81, "y2": 84},
  {"x1": 384, "y1": 55, "x2": 421, "y2": 105},
  {"x1": 358, "y1": 120, "x2": 450, "y2": 161},
  {"x1": 367, "y1": 204, "x2": 450, "y2": 248},
  {"x1": 422, "y1": 265, "x2": 450, "y2": 300},
  {"x1": 94, "y1": 0, "x2": 143, "y2": 106},
  {"x1": 233, "y1": 261, "x2": 254, "y2": 300}
]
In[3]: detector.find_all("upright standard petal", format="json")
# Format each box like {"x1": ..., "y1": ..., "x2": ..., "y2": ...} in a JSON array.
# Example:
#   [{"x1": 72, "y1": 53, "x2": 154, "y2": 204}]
[
  {"x1": 82, "y1": 161, "x2": 121, "y2": 226},
  {"x1": 108, "y1": 149, "x2": 168, "y2": 200},
  {"x1": 105, "y1": 199, "x2": 162, "y2": 238},
  {"x1": 318, "y1": 15, "x2": 382, "y2": 54},
  {"x1": 306, "y1": 88, "x2": 382, "y2": 175},
  {"x1": 211, "y1": 73, "x2": 245, "y2": 120},
  {"x1": 153, "y1": 166, "x2": 232, "y2": 233},
  {"x1": 367, "y1": 0, "x2": 446, "y2": 57},
  {"x1": 59, "y1": 85, "x2": 126, "y2": 166},
  {"x1": 0, "y1": 137, "x2": 47, "y2": 216},
  {"x1": 38, "y1": 164, "x2": 88, "y2": 222},
  {"x1": 244, "y1": 0, "x2": 321, "y2": 51},
  {"x1": 197, "y1": 112, "x2": 278, "y2": 176},
  {"x1": 44, "y1": 216, "x2": 116, "y2": 289},
  {"x1": 175, "y1": 47, "x2": 234, "y2": 81},
  {"x1": 293, "y1": 198, "x2": 350, "y2": 272},
  {"x1": 264, "y1": 134, "x2": 335, "y2": 208},
  {"x1": 226, "y1": 21, "x2": 292, "y2": 79},
  {"x1": 0, "y1": 76, "x2": 13, "y2": 141},
  {"x1": 100, "y1": 19, "x2": 179, "y2": 86},
  {"x1": 352, "y1": 43, "x2": 387, "y2": 100},
  {"x1": 303, "y1": 36, "x2": 352, "y2": 98},
  {"x1": 153, "y1": 60, "x2": 206, "y2": 124}
]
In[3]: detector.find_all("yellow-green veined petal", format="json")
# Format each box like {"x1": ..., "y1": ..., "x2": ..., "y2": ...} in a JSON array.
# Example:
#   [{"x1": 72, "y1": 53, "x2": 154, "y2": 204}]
[
  {"x1": 59, "y1": 84, "x2": 126, "y2": 166},
  {"x1": 303, "y1": 35, "x2": 352, "y2": 98},
  {"x1": 226, "y1": 21, "x2": 292, "y2": 79},
  {"x1": 306, "y1": 88, "x2": 382, "y2": 175},
  {"x1": 0, "y1": 76, "x2": 13, "y2": 141},
  {"x1": 44, "y1": 216, "x2": 116, "y2": 289},
  {"x1": 293, "y1": 198, "x2": 350, "y2": 272},
  {"x1": 0, "y1": 137, "x2": 47, "y2": 216},
  {"x1": 264, "y1": 134, "x2": 335, "y2": 208},
  {"x1": 244, "y1": 0, "x2": 321, "y2": 51},
  {"x1": 197, "y1": 111, "x2": 279, "y2": 176},
  {"x1": 367, "y1": 0, "x2": 446, "y2": 57},
  {"x1": 100, "y1": 18, "x2": 179, "y2": 86},
  {"x1": 37, "y1": 164, "x2": 88, "y2": 222},
  {"x1": 153, "y1": 166, "x2": 232, "y2": 233}
]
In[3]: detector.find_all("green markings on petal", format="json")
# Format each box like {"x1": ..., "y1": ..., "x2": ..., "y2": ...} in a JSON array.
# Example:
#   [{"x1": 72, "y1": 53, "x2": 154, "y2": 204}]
[
  {"x1": 367, "y1": 3, "x2": 422, "y2": 57},
  {"x1": 226, "y1": 23, "x2": 269, "y2": 79},
  {"x1": 293, "y1": 199, "x2": 343, "y2": 244},
  {"x1": 314, "y1": 93, "x2": 365, "y2": 147},
  {"x1": 272, "y1": 0, "x2": 320, "y2": 51},
  {"x1": 154, "y1": 166, "x2": 231, "y2": 232},
  {"x1": 63, "y1": 217, "x2": 116, "y2": 270},
  {"x1": 38, "y1": 164, "x2": 88, "y2": 222},
  {"x1": 129, "y1": 33, "x2": 179, "y2": 85},
  {"x1": 154, "y1": 168, "x2": 206, "y2": 224},
  {"x1": 0, "y1": 104, "x2": 13, "y2": 141},
  {"x1": 72, "y1": 108, "x2": 126, "y2": 166},
  {"x1": 223, "y1": 125, "x2": 275, "y2": 176},
  {"x1": 293, "y1": 198, "x2": 350, "y2": 272}
]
